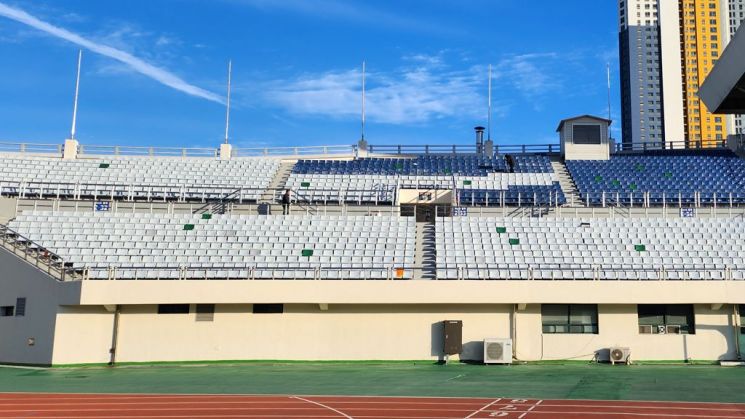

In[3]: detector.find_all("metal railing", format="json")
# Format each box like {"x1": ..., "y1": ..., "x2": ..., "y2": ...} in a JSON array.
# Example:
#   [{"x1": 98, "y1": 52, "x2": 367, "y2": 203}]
[
  {"x1": 46, "y1": 264, "x2": 745, "y2": 282},
  {"x1": 5, "y1": 180, "x2": 745, "y2": 210},
  {"x1": 78, "y1": 144, "x2": 218, "y2": 158},
  {"x1": 233, "y1": 145, "x2": 356, "y2": 157},
  {"x1": 367, "y1": 143, "x2": 562, "y2": 155},
  {"x1": 611, "y1": 139, "x2": 730, "y2": 154},
  {"x1": 0, "y1": 180, "x2": 270, "y2": 203},
  {"x1": 0, "y1": 142, "x2": 63, "y2": 155},
  {"x1": 0, "y1": 224, "x2": 71, "y2": 281},
  {"x1": 573, "y1": 190, "x2": 745, "y2": 208}
]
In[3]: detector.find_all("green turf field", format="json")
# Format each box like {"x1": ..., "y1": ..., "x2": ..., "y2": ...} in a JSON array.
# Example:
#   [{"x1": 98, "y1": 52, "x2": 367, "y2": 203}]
[{"x1": 1, "y1": 362, "x2": 744, "y2": 403}]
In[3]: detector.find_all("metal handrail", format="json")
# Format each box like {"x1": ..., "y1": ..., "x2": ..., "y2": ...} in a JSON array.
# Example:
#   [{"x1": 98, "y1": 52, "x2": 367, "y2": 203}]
[
  {"x1": 78, "y1": 144, "x2": 218, "y2": 158},
  {"x1": 0, "y1": 142, "x2": 63, "y2": 154},
  {"x1": 233, "y1": 145, "x2": 356, "y2": 157},
  {"x1": 0, "y1": 224, "x2": 71, "y2": 281},
  {"x1": 56, "y1": 264, "x2": 744, "y2": 281}
]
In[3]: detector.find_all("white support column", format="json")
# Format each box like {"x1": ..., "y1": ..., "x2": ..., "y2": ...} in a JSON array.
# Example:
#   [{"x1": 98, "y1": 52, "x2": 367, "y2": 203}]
[
  {"x1": 62, "y1": 139, "x2": 79, "y2": 160},
  {"x1": 219, "y1": 143, "x2": 232, "y2": 160}
]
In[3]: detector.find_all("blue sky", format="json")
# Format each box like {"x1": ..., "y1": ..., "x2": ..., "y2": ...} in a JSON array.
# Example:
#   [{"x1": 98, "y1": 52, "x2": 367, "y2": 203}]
[{"x1": 0, "y1": 0, "x2": 620, "y2": 149}]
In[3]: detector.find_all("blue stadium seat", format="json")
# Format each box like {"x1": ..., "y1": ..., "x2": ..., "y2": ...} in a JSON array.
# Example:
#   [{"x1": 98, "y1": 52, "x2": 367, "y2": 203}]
[{"x1": 566, "y1": 150, "x2": 745, "y2": 205}]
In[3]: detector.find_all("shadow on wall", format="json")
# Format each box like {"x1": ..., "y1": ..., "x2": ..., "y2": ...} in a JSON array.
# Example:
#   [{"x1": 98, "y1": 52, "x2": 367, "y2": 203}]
[
  {"x1": 429, "y1": 322, "x2": 484, "y2": 363},
  {"x1": 430, "y1": 322, "x2": 444, "y2": 362},
  {"x1": 695, "y1": 320, "x2": 739, "y2": 361}
]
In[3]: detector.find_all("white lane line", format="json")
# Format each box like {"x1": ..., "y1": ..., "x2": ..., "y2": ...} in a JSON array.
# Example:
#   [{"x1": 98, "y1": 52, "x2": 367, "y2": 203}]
[
  {"x1": 518, "y1": 399, "x2": 542, "y2": 418},
  {"x1": 291, "y1": 396, "x2": 354, "y2": 418},
  {"x1": 463, "y1": 398, "x2": 502, "y2": 418}
]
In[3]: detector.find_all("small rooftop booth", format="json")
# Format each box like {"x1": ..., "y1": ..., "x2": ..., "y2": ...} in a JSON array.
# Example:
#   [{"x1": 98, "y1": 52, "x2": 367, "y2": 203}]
[{"x1": 557, "y1": 115, "x2": 612, "y2": 161}]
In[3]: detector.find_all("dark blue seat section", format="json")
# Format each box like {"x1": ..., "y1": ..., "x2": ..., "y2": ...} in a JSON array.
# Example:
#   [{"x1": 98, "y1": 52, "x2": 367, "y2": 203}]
[
  {"x1": 566, "y1": 149, "x2": 745, "y2": 205},
  {"x1": 292, "y1": 155, "x2": 508, "y2": 176},
  {"x1": 459, "y1": 184, "x2": 566, "y2": 206},
  {"x1": 512, "y1": 155, "x2": 554, "y2": 173}
]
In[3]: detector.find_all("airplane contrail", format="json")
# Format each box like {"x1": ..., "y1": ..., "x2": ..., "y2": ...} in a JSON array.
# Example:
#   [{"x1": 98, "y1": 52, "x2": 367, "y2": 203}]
[{"x1": 0, "y1": 2, "x2": 224, "y2": 104}]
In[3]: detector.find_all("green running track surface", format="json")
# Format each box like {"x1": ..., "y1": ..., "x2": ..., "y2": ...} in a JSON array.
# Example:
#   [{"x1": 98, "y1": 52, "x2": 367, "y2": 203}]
[{"x1": 1, "y1": 362, "x2": 743, "y2": 403}]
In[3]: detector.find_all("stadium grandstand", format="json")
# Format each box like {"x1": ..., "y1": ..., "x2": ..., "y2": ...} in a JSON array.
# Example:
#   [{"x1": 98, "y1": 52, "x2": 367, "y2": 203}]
[{"x1": 2, "y1": 117, "x2": 745, "y2": 367}]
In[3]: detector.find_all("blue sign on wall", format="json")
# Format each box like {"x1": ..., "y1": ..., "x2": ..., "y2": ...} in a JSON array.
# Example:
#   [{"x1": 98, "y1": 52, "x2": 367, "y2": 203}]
[
  {"x1": 452, "y1": 207, "x2": 468, "y2": 217},
  {"x1": 680, "y1": 208, "x2": 695, "y2": 218},
  {"x1": 95, "y1": 201, "x2": 111, "y2": 212}
]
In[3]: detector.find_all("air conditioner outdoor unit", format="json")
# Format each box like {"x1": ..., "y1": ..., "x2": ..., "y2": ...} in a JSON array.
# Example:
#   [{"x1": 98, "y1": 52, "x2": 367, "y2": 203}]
[
  {"x1": 609, "y1": 347, "x2": 631, "y2": 365},
  {"x1": 484, "y1": 338, "x2": 512, "y2": 364}
]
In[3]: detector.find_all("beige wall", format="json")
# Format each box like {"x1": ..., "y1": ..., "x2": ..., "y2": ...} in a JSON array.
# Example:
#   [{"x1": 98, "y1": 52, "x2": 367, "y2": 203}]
[
  {"x1": 0, "y1": 197, "x2": 17, "y2": 224},
  {"x1": 78, "y1": 280, "x2": 745, "y2": 306},
  {"x1": 105, "y1": 304, "x2": 509, "y2": 363},
  {"x1": 48, "y1": 302, "x2": 739, "y2": 365},
  {"x1": 398, "y1": 189, "x2": 452, "y2": 205},
  {"x1": 516, "y1": 304, "x2": 737, "y2": 362},
  {"x1": 52, "y1": 306, "x2": 114, "y2": 365},
  {"x1": 560, "y1": 118, "x2": 611, "y2": 160}
]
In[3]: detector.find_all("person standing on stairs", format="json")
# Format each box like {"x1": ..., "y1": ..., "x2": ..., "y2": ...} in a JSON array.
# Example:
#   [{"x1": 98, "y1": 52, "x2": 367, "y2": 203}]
[{"x1": 282, "y1": 189, "x2": 292, "y2": 215}]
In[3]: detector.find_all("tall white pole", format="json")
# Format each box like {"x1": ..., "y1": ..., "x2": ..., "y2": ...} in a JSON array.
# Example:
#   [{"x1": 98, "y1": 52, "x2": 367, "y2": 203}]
[
  {"x1": 607, "y1": 63, "x2": 612, "y2": 123},
  {"x1": 70, "y1": 50, "x2": 82, "y2": 140},
  {"x1": 361, "y1": 60, "x2": 366, "y2": 141},
  {"x1": 607, "y1": 63, "x2": 612, "y2": 141},
  {"x1": 487, "y1": 63, "x2": 492, "y2": 141},
  {"x1": 224, "y1": 60, "x2": 232, "y2": 144}
]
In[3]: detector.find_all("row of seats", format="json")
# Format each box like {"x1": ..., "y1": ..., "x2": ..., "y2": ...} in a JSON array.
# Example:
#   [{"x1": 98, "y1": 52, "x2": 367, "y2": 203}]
[
  {"x1": 435, "y1": 217, "x2": 745, "y2": 280},
  {"x1": 0, "y1": 155, "x2": 280, "y2": 201},
  {"x1": 287, "y1": 155, "x2": 558, "y2": 204},
  {"x1": 292, "y1": 156, "x2": 508, "y2": 176},
  {"x1": 458, "y1": 184, "x2": 566, "y2": 206},
  {"x1": 8, "y1": 212, "x2": 415, "y2": 280},
  {"x1": 292, "y1": 155, "x2": 553, "y2": 176},
  {"x1": 566, "y1": 151, "x2": 745, "y2": 205}
]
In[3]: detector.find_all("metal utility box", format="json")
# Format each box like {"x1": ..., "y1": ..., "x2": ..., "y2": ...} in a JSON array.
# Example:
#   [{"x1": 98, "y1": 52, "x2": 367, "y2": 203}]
[{"x1": 443, "y1": 320, "x2": 463, "y2": 355}]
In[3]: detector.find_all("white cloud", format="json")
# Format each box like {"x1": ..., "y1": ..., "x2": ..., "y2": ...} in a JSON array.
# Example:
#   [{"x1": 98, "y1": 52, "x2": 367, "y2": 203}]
[
  {"x1": 494, "y1": 53, "x2": 562, "y2": 98},
  {"x1": 230, "y1": 0, "x2": 459, "y2": 35},
  {"x1": 263, "y1": 64, "x2": 494, "y2": 125},
  {"x1": 0, "y1": 2, "x2": 223, "y2": 104}
]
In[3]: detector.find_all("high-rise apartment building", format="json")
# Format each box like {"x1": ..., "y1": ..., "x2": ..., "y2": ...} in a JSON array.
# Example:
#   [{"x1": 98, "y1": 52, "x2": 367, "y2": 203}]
[{"x1": 619, "y1": 0, "x2": 745, "y2": 148}]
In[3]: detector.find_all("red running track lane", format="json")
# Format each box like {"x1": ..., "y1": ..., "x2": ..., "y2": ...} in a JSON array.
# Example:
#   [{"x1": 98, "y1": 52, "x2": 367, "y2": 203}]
[{"x1": 2, "y1": 393, "x2": 745, "y2": 418}]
